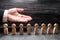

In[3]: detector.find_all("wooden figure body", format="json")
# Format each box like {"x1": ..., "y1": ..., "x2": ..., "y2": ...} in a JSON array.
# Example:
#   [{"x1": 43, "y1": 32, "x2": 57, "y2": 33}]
[
  {"x1": 41, "y1": 23, "x2": 46, "y2": 34},
  {"x1": 19, "y1": 24, "x2": 24, "y2": 35},
  {"x1": 47, "y1": 23, "x2": 52, "y2": 34},
  {"x1": 34, "y1": 23, "x2": 39, "y2": 35},
  {"x1": 53, "y1": 23, "x2": 58, "y2": 34},
  {"x1": 3, "y1": 24, "x2": 8, "y2": 35},
  {"x1": 12, "y1": 24, "x2": 16, "y2": 35},
  {"x1": 27, "y1": 24, "x2": 31, "y2": 35}
]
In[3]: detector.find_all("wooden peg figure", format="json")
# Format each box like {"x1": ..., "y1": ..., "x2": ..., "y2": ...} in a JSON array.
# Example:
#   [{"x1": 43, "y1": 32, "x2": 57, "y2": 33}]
[
  {"x1": 19, "y1": 24, "x2": 24, "y2": 35},
  {"x1": 53, "y1": 23, "x2": 58, "y2": 34},
  {"x1": 12, "y1": 23, "x2": 16, "y2": 35},
  {"x1": 27, "y1": 23, "x2": 31, "y2": 35},
  {"x1": 47, "y1": 23, "x2": 52, "y2": 34},
  {"x1": 3, "y1": 24, "x2": 8, "y2": 35},
  {"x1": 34, "y1": 23, "x2": 39, "y2": 35},
  {"x1": 41, "y1": 23, "x2": 46, "y2": 34}
]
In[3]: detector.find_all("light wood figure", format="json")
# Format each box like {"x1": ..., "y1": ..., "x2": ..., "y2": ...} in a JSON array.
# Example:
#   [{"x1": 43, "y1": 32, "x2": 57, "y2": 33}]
[
  {"x1": 41, "y1": 23, "x2": 46, "y2": 34},
  {"x1": 19, "y1": 24, "x2": 24, "y2": 35},
  {"x1": 34, "y1": 23, "x2": 39, "y2": 35},
  {"x1": 3, "y1": 24, "x2": 8, "y2": 35},
  {"x1": 27, "y1": 23, "x2": 31, "y2": 35},
  {"x1": 12, "y1": 24, "x2": 16, "y2": 35},
  {"x1": 53, "y1": 23, "x2": 58, "y2": 34},
  {"x1": 47, "y1": 23, "x2": 52, "y2": 34}
]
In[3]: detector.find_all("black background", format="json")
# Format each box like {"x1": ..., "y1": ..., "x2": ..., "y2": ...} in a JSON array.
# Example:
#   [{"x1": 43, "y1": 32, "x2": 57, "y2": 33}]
[{"x1": 0, "y1": 0, "x2": 60, "y2": 26}]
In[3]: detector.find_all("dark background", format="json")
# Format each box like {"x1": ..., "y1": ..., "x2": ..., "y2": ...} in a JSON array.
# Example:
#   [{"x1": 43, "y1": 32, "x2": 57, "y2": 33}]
[
  {"x1": 0, "y1": 0, "x2": 60, "y2": 26},
  {"x1": 0, "y1": 0, "x2": 60, "y2": 35}
]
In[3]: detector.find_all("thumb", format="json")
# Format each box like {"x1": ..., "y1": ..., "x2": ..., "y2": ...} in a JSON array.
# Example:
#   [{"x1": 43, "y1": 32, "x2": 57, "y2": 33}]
[{"x1": 16, "y1": 8, "x2": 24, "y2": 12}]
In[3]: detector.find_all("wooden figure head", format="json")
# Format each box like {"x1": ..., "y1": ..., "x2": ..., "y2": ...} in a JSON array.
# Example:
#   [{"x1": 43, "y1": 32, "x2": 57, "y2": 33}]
[
  {"x1": 48, "y1": 23, "x2": 52, "y2": 28},
  {"x1": 27, "y1": 23, "x2": 31, "y2": 28},
  {"x1": 34, "y1": 23, "x2": 38, "y2": 28},
  {"x1": 3, "y1": 24, "x2": 8, "y2": 28},
  {"x1": 54, "y1": 23, "x2": 58, "y2": 28},
  {"x1": 19, "y1": 24, "x2": 23, "y2": 28},
  {"x1": 12, "y1": 23, "x2": 16, "y2": 28},
  {"x1": 41, "y1": 23, "x2": 46, "y2": 28}
]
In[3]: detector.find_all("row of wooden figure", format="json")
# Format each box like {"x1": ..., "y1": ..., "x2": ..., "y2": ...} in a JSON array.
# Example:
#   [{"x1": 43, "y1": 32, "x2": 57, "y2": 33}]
[{"x1": 3, "y1": 23, "x2": 58, "y2": 35}]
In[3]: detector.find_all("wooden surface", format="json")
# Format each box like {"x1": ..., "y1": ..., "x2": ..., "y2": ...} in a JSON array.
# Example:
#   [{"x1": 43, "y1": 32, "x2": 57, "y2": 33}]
[{"x1": 0, "y1": 31, "x2": 60, "y2": 40}]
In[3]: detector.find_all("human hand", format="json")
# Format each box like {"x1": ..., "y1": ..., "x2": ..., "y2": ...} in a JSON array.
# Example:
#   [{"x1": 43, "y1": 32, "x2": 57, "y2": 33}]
[{"x1": 7, "y1": 8, "x2": 32, "y2": 22}]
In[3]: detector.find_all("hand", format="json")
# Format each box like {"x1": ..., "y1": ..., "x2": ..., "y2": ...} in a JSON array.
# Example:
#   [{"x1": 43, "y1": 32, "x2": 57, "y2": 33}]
[{"x1": 7, "y1": 8, "x2": 32, "y2": 22}]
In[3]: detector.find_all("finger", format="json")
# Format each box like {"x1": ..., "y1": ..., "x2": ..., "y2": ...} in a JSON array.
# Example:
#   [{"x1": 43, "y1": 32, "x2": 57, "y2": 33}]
[
  {"x1": 20, "y1": 15, "x2": 32, "y2": 21},
  {"x1": 8, "y1": 14, "x2": 32, "y2": 22},
  {"x1": 26, "y1": 17, "x2": 32, "y2": 21},
  {"x1": 16, "y1": 18, "x2": 29, "y2": 22},
  {"x1": 19, "y1": 16, "x2": 32, "y2": 22},
  {"x1": 17, "y1": 14, "x2": 32, "y2": 21},
  {"x1": 14, "y1": 17, "x2": 29, "y2": 22},
  {"x1": 8, "y1": 15, "x2": 28, "y2": 22},
  {"x1": 18, "y1": 14, "x2": 32, "y2": 18},
  {"x1": 16, "y1": 8, "x2": 24, "y2": 12},
  {"x1": 19, "y1": 18, "x2": 28, "y2": 22}
]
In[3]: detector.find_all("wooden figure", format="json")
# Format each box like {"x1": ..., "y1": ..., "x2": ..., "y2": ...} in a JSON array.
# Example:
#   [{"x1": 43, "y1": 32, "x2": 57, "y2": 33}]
[
  {"x1": 27, "y1": 23, "x2": 31, "y2": 35},
  {"x1": 47, "y1": 23, "x2": 52, "y2": 34},
  {"x1": 53, "y1": 23, "x2": 58, "y2": 34},
  {"x1": 12, "y1": 23, "x2": 16, "y2": 35},
  {"x1": 3, "y1": 24, "x2": 8, "y2": 35},
  {"x1": 41, "y1": 23, "x2": 46, "y2": 34},
  {"x1": 34, "y1": 23, "x2": 39, "y2": 35},
  {"x1": 19, "y1": 24, "x2": 24, "y2": 35}
]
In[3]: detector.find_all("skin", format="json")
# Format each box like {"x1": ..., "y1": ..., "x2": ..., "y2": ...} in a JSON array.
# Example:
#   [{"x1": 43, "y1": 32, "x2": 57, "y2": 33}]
[{"x1": 7, "y1": 8, "x2": 32, "y2": 22}]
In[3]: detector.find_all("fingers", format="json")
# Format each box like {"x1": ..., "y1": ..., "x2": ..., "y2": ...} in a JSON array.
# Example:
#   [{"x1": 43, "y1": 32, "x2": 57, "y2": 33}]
[
  {"x1": 8, "y1": 8, "x2": 24, "y2": 14},
  {"x1": 15, "y1": 16, "x2": 32, "y2": 22},
  {"x1": 25, "y1": 17, "x2": 32, "y2": 21},
  {"x1": 22, "y1": 15, "x2": 32, "y2": 21},
  {"x1": 8, "y1": 14, "x2": 32, "y2": 22},
  {"x1": 17, "y1": 17, "x2": 28, "y2": 22},
  {"x1": 17, "y1": 14, "x2": 32, "y2": 21},
  {"x1": 16, "y1": 8, "x2": 24, "y2": 12}
]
